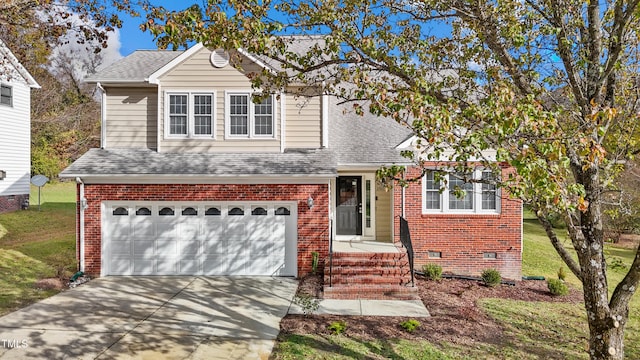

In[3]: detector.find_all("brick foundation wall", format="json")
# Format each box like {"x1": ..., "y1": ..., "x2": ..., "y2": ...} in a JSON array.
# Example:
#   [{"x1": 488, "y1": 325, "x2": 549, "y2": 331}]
[
  {"x1": 0, "y1": 194, "x2": 29, "y2": 213},
  {"x1": 80, "y1": 183, "x2": 329, "y2": 277},
  {"x1": 395, "y1": 166, "x2": 522, "y2": 280}
]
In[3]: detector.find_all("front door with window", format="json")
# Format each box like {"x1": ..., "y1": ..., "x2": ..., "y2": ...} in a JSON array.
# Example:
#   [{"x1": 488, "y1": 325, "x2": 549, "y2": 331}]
[{"x1": 336, "y1": 176, "x2": 362, "y2": 235}]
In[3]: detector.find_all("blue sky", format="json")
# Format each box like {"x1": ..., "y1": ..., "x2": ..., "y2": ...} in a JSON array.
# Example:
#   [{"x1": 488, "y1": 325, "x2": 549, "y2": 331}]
[{"x1": 116, "y1": 1, "x2": 187, "y2": 56}]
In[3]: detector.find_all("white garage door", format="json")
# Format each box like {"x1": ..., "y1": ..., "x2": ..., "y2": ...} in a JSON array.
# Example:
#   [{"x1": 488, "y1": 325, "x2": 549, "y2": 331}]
[{"x1": 102, "y1": 202, "x2": 297, "y2": 276}]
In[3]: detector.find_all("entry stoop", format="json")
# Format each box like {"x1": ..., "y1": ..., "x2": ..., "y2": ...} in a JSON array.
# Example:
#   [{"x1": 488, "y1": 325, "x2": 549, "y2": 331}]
[{"x1": 323, "y1": 252, "x2": 420, "y2": 300}]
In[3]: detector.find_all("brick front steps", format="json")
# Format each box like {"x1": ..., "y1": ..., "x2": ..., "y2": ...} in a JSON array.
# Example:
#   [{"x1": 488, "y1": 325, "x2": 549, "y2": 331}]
[{"x1": 323, "y1": 252, "x2": 419, "y2": 300}]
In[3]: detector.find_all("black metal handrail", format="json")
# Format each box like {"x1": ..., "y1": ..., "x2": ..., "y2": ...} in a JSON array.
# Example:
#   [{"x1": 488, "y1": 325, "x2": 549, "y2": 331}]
[{"x1": 399, "y1": 216, "x2": 415, "y2": 287}]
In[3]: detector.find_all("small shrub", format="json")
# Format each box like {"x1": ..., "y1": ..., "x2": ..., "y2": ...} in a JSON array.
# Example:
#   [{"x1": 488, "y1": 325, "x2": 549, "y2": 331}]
[
  {"x1": 481, "y1": 268, "x2": 502, "y2": 287},
  {"x1": 311, "y1": 251, "x2": 319, "y2": 274},
  {"x1": 328, "y1": 320, "x2": 347, "y2": 335},
  {"x1": 609, "y1": 257, "x2": 628, "y2": 272},
  {"x1": 422, "y1": 263, "x2": 443, "y2": 281},
  {"x1": 293, "y1": 293, "x2": 320, "y2": 316},
  {"x1": 400, "y1": 319, "x2": 421, "y2": 333},
  {"x1": 547, "y1": 278, "x2": 569, "y2": 296},
  {"x1": 557, "y1": 266, "x2": 567, "y2": 281}
]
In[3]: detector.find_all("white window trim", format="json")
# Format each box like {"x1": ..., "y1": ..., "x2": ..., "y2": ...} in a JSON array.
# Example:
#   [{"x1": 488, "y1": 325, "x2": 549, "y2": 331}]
[
  {"x1": 422, "y1": 168, "x2": 501, "y2": 214},
  {"x1": 0, "y1": 83, "x2": 12, "y2": 107},
  {"x1": 164, "y1": 90, "x2": 216, "y2": 139},
  {"x1": 224, "y1": 90, "x2": 276, "y2": 139}
]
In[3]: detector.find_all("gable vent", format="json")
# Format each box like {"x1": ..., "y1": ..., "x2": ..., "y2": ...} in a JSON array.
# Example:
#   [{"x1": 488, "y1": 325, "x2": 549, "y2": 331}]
[{"x1": 210, "y1": 49, "x2": 230, "y2": 68}]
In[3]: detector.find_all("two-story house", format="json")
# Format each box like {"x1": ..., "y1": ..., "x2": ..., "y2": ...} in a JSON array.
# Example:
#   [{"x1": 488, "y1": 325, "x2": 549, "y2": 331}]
[
  {"x1": 61, "y1": 38, "x2": 522, "y2": 297},
  {"x1": 0, "y1": 39, "x2": 40, "y2": 213}
]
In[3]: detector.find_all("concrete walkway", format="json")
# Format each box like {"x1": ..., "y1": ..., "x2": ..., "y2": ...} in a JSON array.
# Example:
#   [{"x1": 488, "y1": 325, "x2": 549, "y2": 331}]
[
  {"x1": 0, "y1": 276, "x2": 298, "y2": 360},
  {"x1": 289, "y1": 299, "x2": 430, "y2": 317}
]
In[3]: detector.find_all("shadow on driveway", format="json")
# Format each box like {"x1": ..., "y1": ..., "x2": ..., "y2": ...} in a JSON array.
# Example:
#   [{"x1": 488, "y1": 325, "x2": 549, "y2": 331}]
[{"x1": 0, "y1": 276, "x2": 298, "y2": 359}]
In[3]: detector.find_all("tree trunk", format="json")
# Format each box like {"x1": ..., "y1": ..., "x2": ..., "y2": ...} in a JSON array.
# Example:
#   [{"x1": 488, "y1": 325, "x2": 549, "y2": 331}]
[{"x1": 587, "y1": 318, "x2": 626, "y2": 360}]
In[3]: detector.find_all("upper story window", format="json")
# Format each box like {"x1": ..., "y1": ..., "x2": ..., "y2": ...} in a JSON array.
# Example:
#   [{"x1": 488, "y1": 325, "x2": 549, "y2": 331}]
[
  {"x1": 165, "y1": 91, "x2": 215, "y2": 138},
  {"x1": 0, "y1": 84, "x2": 12, "y2": 107},
  {"x1": 225, "y1": 92, "x2": 274, "y2": 138},
  {"x1": 422, "y1": 169, "x2": 500, "y2": 214}
]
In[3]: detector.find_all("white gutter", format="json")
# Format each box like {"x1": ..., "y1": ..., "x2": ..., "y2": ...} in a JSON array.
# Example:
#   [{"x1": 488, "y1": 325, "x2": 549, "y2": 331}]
[
  {"x1": 322, "y1": 82, "x2": 329, "y2": 148},
  {"x1": 280, "y1": 90, "x2": 286, "y2": 153},
  {"x1": 76, "y1": 177, "x2": 86, "y2": 272},
  {"x1": 97, "y1": 83, "x2": 106, "y2": 148}
]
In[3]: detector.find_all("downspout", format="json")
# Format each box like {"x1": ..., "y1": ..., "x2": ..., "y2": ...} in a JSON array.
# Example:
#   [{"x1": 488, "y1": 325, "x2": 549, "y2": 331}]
[
  {"x1": 321, "y1": 82, "x2": 329, "y2": 148},
  {"x1": 280, "y1": 90, "x2": 286, "y2": 153},
  {"x1": 96, "y1": 83, "x2": 106, "y2": 148},
  {"x1": 76, "y1": 177, "x2": 86, "y2": 272},
  {"x1": 157, "y1": 85, "x2": 162, "y2": 152},
  {"x1": 401, "y1": 170, "x2": 406, "y2": 218}
]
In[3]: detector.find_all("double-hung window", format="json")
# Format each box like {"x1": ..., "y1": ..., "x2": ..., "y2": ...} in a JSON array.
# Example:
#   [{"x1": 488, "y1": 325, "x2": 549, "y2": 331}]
[
  {"x1": 166, "y1": 92, "x2": 215, "y2": 138},
  {"x1": 422, "y1": 169, "x2": 500, "y2": 214},
  {"x1": 225, "y1": 92, "x2": 275, "y2": 138},
  {"x1": 0, "y1": 84, "x2": 12, "y2": 107}
]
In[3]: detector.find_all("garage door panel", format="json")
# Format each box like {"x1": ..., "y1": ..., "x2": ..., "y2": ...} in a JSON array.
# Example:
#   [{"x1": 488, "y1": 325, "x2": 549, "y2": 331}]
[
  {"x1": 203, "y1": 257, "x2": 228, "y2": 275},
  {"x1": 111, "y1": 240, "x2": 132, "y2": 255},
  {"x1": 105, "y1": 219, "x2": 130, "y2": 240},
  {"x1": 225, "y1": 222, "x2": 247, "y2": 240},
  {"x1": 157, "y1": 239, "x2": 178, "y2": 256},
  {"x1": 133, "y1": 259, "x2": 155, "y2": 274},
  {"x1": 180, "y1": 240, "x2": 200, "y2": 255},
  {"x1": 226, "y1": 240, "x2": 248, "y2": 254},
  {"x1": 250, "y1": 239, "x2": 280, "y2": 254},
  {"x1": 179, "y1": 221, "x2": 201, "y2": 240},
  {"x1": 203, "y1": 238, "x2": 226, "y2": 254},
  {"x1": 156, "y1": 258, "x2": 178, "y2": 274},
  {"x1": 109, "y1": 257, "x2": 131, "y2": 274},
  {"x1": 179, "y1": 260, "x2": 200, "y2": 274},
  {"x1": 156, "y1": 222, "x2": 177, "y2": 239},
  {"x1": 133, "y1": 221, "x2": 155, "y2": 238},
  {"x1": 133, "y1": 240, "x2": 155, "y2": 256},
  {"x1": 202, "y1": 220, "x2": 223, "y2": 239},
  {"x1": 105, "y1": 201, "x2": 298, "y2": 276}
]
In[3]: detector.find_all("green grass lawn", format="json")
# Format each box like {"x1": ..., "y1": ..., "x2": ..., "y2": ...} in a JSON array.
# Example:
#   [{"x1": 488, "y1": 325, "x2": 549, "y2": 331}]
[
  {"x1": 272, "y1": 210, "x2": 640, "y2": 359},
  {"x1": 0, "y1": 182, "x2": 76, "y2": 315}
]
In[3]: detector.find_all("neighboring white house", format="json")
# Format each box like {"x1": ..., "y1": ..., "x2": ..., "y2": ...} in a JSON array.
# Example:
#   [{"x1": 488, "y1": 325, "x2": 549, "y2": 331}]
[{"x1": 0, "y1": 39, "x2": 40, "y2": 213}]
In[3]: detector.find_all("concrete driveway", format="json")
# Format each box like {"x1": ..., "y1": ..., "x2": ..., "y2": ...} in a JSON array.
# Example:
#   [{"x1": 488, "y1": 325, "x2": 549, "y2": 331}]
[{"x1": 0, "y1": 276, "x2": 298, "y2": 360}]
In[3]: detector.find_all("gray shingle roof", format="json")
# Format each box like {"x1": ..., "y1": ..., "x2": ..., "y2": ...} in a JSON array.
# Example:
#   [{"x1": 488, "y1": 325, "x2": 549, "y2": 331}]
[
  {"x1": 329, "y1": 96, "x2": 413, "y2": 166},
  {"x1": 85, "y1": 50, "x2": 184, "y2": 83},
  {"x1": 60, "y1": 148, "x2": 337, "y2": 178}
]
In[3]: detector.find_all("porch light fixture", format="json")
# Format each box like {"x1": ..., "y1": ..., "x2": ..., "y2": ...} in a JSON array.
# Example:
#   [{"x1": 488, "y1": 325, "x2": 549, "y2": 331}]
[{"x1": 307, "y1": 196, "x2": 314, "y2": 209}]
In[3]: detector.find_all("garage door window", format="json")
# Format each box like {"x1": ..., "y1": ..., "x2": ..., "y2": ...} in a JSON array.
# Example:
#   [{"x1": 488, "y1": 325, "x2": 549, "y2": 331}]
[
  {"x1": 113, "y1": 207, "x2": 129, "y2": 216},
  {"x1": 275, "y1": 206, "x2": 290, "y2": 216},
  {"x1": 182, "y1": 207, "x2": 198, "y2": 216},
  {"x1": 159, "y1": 207, "x2": 175, "y2": 216},
  {"x1": 136, "y1": 207, "x2": 151, "y2": 216},
  {"x1": 229, "y1": 207, "x2": 244, "y2": 215},
  {"x1": 205, "y1": 207, "x2": 221, "y2": 216},
  {"x1": 251, "y1": 206, "x2": 267, "y2": 215}
]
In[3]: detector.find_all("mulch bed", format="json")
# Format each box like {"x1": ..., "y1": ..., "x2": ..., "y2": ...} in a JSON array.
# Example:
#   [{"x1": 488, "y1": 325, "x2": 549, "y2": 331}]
[{"x1": 280, "y1": 274, "x2": 583, "y2": 343}]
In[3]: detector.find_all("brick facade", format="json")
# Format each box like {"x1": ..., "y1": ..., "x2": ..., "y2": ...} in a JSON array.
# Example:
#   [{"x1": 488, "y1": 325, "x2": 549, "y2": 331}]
[
  {"x1": 79, "y1": 183, "x2": 329, "y2": 276},
  {"x1": 394, "y1": 166, "x2": 522, "y2": 280},
  {"x1": 0, "y1": 194, "x2": 28, "y2": 213}
]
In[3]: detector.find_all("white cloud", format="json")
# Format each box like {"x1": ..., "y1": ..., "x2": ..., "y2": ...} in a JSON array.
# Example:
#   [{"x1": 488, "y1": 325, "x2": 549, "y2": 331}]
[{"x1": 45, "y1": 6, "x2": 123, "y2": 82}]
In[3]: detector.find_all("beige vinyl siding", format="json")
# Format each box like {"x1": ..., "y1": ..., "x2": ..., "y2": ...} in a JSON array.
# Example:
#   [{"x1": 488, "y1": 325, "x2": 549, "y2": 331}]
[
  {"x1": 159, "y1": 48, "x2": 281, "y2": 152},
  {"x1": 105, "y1": 87, "x2": 157, "y2": 149},
  {"x1": 285, "y1": 90, "x2": 322, "y2": 148},
  {"x1": 375, "y1": 183, "x2": 392, "y2": 241}
]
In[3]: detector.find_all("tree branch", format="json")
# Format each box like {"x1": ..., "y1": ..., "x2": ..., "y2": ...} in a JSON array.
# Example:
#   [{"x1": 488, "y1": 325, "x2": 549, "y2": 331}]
[{"x1": 537, "y1": 213, "x2": 582, "y2": 278}]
